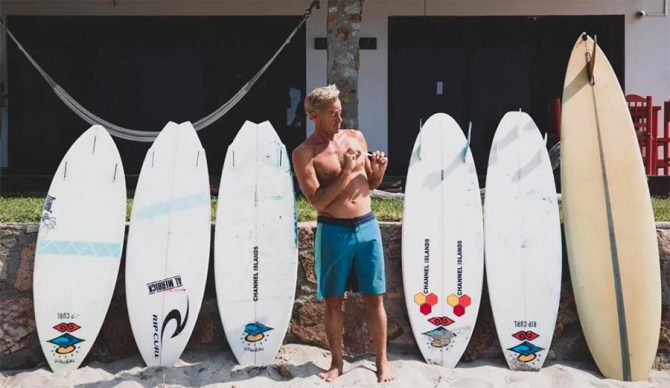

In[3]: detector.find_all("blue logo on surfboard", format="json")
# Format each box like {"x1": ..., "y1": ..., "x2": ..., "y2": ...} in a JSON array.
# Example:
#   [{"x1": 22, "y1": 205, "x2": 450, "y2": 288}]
[{"x1": 244, "y1": 322, "x2": 273, "y2": 343}]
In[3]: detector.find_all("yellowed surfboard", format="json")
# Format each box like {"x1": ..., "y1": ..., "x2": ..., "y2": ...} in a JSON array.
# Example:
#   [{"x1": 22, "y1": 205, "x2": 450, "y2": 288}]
[{"x1": 561, "y1": 34, "x2": 661, "y2": 381}]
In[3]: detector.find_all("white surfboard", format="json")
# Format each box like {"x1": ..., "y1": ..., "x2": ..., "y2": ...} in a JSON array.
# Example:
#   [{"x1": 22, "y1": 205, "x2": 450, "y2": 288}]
[
  {"x1": 215, "y1": 120, "x2": 298, "y2": 366},
  {"x1": 125, "y1": 121, "x2": 211, "y2": 367},
  {"x1": 484, "y1": 111, "x2": 561, "y2": 371},
  {"x1": 402, "y1": 113, "x2": 484, "y2": 367},
  {"x1": 34, "y1": 125, "x2": 126, "y2": 372}
]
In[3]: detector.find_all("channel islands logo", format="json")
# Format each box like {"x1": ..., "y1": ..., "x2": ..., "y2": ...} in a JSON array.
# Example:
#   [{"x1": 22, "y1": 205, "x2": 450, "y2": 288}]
[
  {"x1": 413, "y1": 292, "x2": 438, "y2": 315},
  {"x1": 446, "y1": 294, "x2": 471, "y2": 317}
]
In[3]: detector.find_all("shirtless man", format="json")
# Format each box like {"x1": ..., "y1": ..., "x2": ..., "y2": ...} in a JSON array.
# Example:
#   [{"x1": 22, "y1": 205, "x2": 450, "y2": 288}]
[{"x1": 292, "y1": 85, "x2": 395, "y2": 383}]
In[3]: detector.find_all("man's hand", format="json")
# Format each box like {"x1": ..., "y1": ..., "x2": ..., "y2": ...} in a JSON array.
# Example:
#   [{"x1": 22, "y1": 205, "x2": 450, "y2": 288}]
[
  {"x1": 342, "y1": 148, "x2": 361, "y2": 172},
  {"x1": 366, "y1": 150, "x2": 387, "y2": 190},
  {"x1": 369, "y1": 151, "x2": 388, "y2": 175}
]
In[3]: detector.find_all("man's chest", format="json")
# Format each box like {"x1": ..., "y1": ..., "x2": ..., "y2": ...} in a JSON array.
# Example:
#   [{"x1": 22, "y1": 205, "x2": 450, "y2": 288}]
[{"x1": 313, "y1": 138, "x2": 364, "y2": 181}]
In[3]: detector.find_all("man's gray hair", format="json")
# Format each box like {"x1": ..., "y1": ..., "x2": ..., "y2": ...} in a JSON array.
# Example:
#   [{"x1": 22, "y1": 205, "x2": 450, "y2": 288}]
[{"x1": 304, "y1": 84, "x2": 340, "y2": 114}]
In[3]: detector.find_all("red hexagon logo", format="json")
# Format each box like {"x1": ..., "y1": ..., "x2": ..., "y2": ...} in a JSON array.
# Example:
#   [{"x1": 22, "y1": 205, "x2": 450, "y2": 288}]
[
  {"x1": 453, "y1": 305, "x2": 465, "y2": 317},
  {"x1": 420, "y1": 303, "x2": 432, "y2": 315},
  {"x1": 426, "y1": 293, "x2": 438, "y2": 306},
  {"x1": 459, "y1": 295, "x2": 471, "y2": 308}
]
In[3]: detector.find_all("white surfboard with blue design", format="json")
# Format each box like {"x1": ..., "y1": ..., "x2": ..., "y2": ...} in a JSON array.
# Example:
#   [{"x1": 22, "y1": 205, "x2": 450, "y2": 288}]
[
  {"x1": 33, "y1": 125, "x2": 126, "y2": 372},
  {"x1": 215, "y1": 120, "x2": 298, "y2": 366},
  {"x1": 125, "y1": 121, "x2": 211, "y2": 366}
]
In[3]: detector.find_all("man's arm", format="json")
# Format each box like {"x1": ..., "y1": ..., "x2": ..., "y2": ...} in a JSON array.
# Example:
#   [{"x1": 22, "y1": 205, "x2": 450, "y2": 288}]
[{"x1": 292, "y1": 146, "x2": 354, "y2": 213}]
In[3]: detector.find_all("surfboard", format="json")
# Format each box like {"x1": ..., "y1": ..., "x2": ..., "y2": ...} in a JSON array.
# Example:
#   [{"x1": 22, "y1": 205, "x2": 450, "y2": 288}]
[
  {"x1": 125, "y1": 121, "x2": 211, "y2": 367},
  {"x1": 402, "y1": 113, "x2": 484, "y2": 367},
  {"x1": 215, "y1": 120, "x2": 298, "y2": 366},
  {"x1": 561, "y1": 34, "x2": 661, "y2": 381},
  {"x1": 484, "y1": 111, "x2": 561, "y2": 371},
  {"x1": 34, "y1": 125, "x2": 126, "y2": 372}
]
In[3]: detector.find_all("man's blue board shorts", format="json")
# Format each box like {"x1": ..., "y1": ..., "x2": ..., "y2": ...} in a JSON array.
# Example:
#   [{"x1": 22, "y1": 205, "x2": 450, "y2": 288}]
[{"x1": 314, "y1": 212, "x2": 386, "y2": 299}]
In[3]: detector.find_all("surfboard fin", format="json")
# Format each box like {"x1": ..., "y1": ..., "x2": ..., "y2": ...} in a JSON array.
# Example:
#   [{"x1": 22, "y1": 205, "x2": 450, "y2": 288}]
[
  {"x1": 515, "y1": 109, "x2": 523, "y2": 139},
  {"x1": 63, "y1": 161, "x2": 68, "y2": 180},
  {"x1": 113, "y1": 163, "x2": 118, "y2": 182},
  {"x1": 92, "y1": 136, "x2": 97, "y2": 154},
  {"x1": 196, "y1": 150, "x2": 201, "y2": 167},
  {"x1": 462, "y1": 121, "x2": 472, "y2": 162}
]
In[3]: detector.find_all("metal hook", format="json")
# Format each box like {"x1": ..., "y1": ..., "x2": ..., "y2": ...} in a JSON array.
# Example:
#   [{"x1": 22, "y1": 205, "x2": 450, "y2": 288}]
[
  {"x1": 305, "y1": 0, "x2": 320, "y2": 16},
  {"x1": 585, "y1": 34, "x2": 597, "y2": 86}
]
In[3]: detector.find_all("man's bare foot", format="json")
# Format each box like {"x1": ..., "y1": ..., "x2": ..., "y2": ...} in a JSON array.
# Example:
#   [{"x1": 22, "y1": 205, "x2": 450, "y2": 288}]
[
  {"x1": 318, "y1": 362, "x2": 343, "y2": 382},
  {"x1": 376, "y1": 361, "x2": 396, "y2": 383}
]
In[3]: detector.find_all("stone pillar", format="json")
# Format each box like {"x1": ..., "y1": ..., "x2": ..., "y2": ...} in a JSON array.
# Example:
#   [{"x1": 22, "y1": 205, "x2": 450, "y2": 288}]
[{"x1": 327, "y1": 0, "x2": 362, "y2": 129}]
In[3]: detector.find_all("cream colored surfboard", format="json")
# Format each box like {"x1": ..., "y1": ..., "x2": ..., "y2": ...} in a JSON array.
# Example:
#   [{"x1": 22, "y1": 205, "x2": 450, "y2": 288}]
[{"x1": 561, "y1": 34, "x2": 661, "y2": 381}]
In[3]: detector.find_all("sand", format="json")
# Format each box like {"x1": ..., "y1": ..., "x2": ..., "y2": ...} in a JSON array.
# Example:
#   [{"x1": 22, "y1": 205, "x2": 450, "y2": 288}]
[{"x1": 2, "y1": 344, "x2": 669, "y2": 387}]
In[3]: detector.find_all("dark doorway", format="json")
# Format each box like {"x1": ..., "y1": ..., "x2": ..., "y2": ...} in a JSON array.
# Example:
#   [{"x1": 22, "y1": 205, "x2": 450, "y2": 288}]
[
  {"x1": 7, "y1": 16, "x2": 306, "y2": 177},
  {"x1": 388, "y1": 16, "x2": 625, "y2": 178}
]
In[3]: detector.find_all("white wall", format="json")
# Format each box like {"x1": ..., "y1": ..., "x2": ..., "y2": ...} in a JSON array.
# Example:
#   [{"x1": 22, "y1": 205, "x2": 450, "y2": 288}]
[{"x1": 1, "y1": 0, "x2": 669, "y2": 163}]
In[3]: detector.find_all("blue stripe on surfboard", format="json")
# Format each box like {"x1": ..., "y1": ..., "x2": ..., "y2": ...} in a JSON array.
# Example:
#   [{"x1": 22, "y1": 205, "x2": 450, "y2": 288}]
[
  {"x1": 135, "y1": 192, "x2": 210, "y2": 220},
  {"x1": 37, "y1": 240, "x2": 122, "y2": 257}
]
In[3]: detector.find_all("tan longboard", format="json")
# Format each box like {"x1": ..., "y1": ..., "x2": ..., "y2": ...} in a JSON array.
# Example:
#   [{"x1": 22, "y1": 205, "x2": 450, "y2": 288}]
[{"x1": 561, "y1": 34, "x2": 661, "y2": 381}]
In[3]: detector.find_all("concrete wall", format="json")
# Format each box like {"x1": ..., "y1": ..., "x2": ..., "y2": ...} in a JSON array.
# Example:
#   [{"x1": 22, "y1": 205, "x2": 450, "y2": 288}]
[
  {"x1": 2, "y1": 222, "x2": 670, "y2": 372},
  {"x1": 0, "y1": 0, "x2": 669, "y2": 162}
]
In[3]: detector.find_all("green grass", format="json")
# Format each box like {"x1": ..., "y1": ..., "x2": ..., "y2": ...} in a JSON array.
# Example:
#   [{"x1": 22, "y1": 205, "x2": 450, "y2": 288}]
[
  {"x1": 371, "y1": 198, "x2": 404, "y2": 221},
  {"x1": 296, "y1": 196, "x2": 318, "y2": 222},
  {"x1": 0, "y1": 194, "x2": 45, "y2": 223},
  {"x1": 0, "y1": 193, "x2": 404, "y2": 223},
  {"x1": 2, "y1": 192, "x2": 670, "y2": 223},
  {"x1": 652, "y1": 197, "x2": 670, "y2": 222}
]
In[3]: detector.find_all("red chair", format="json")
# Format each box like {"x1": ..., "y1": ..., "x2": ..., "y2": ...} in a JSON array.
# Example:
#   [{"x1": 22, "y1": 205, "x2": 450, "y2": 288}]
[
  {"x1": 655, "y1": 100, "x2": 670, "y2": 175},
  {"x1": 626, "y1": 94, "x2": 655, "y2": 175}
]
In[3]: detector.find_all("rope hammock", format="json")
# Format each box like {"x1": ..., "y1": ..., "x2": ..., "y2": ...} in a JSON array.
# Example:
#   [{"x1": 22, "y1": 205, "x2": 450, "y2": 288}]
[{"x1": 0, "y1": 0, "x2": 320, "y2": 142}]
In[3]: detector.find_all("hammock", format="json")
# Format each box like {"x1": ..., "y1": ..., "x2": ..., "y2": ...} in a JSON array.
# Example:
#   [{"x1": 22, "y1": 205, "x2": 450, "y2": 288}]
[{"x1": 0, "y1": 0, "x2": 320, "y2": 142}]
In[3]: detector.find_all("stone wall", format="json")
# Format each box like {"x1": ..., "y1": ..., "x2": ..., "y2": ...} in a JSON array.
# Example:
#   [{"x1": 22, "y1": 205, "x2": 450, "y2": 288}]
[{"x1": 2, "y1": 222, "x2": 670, "y2": 371}]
